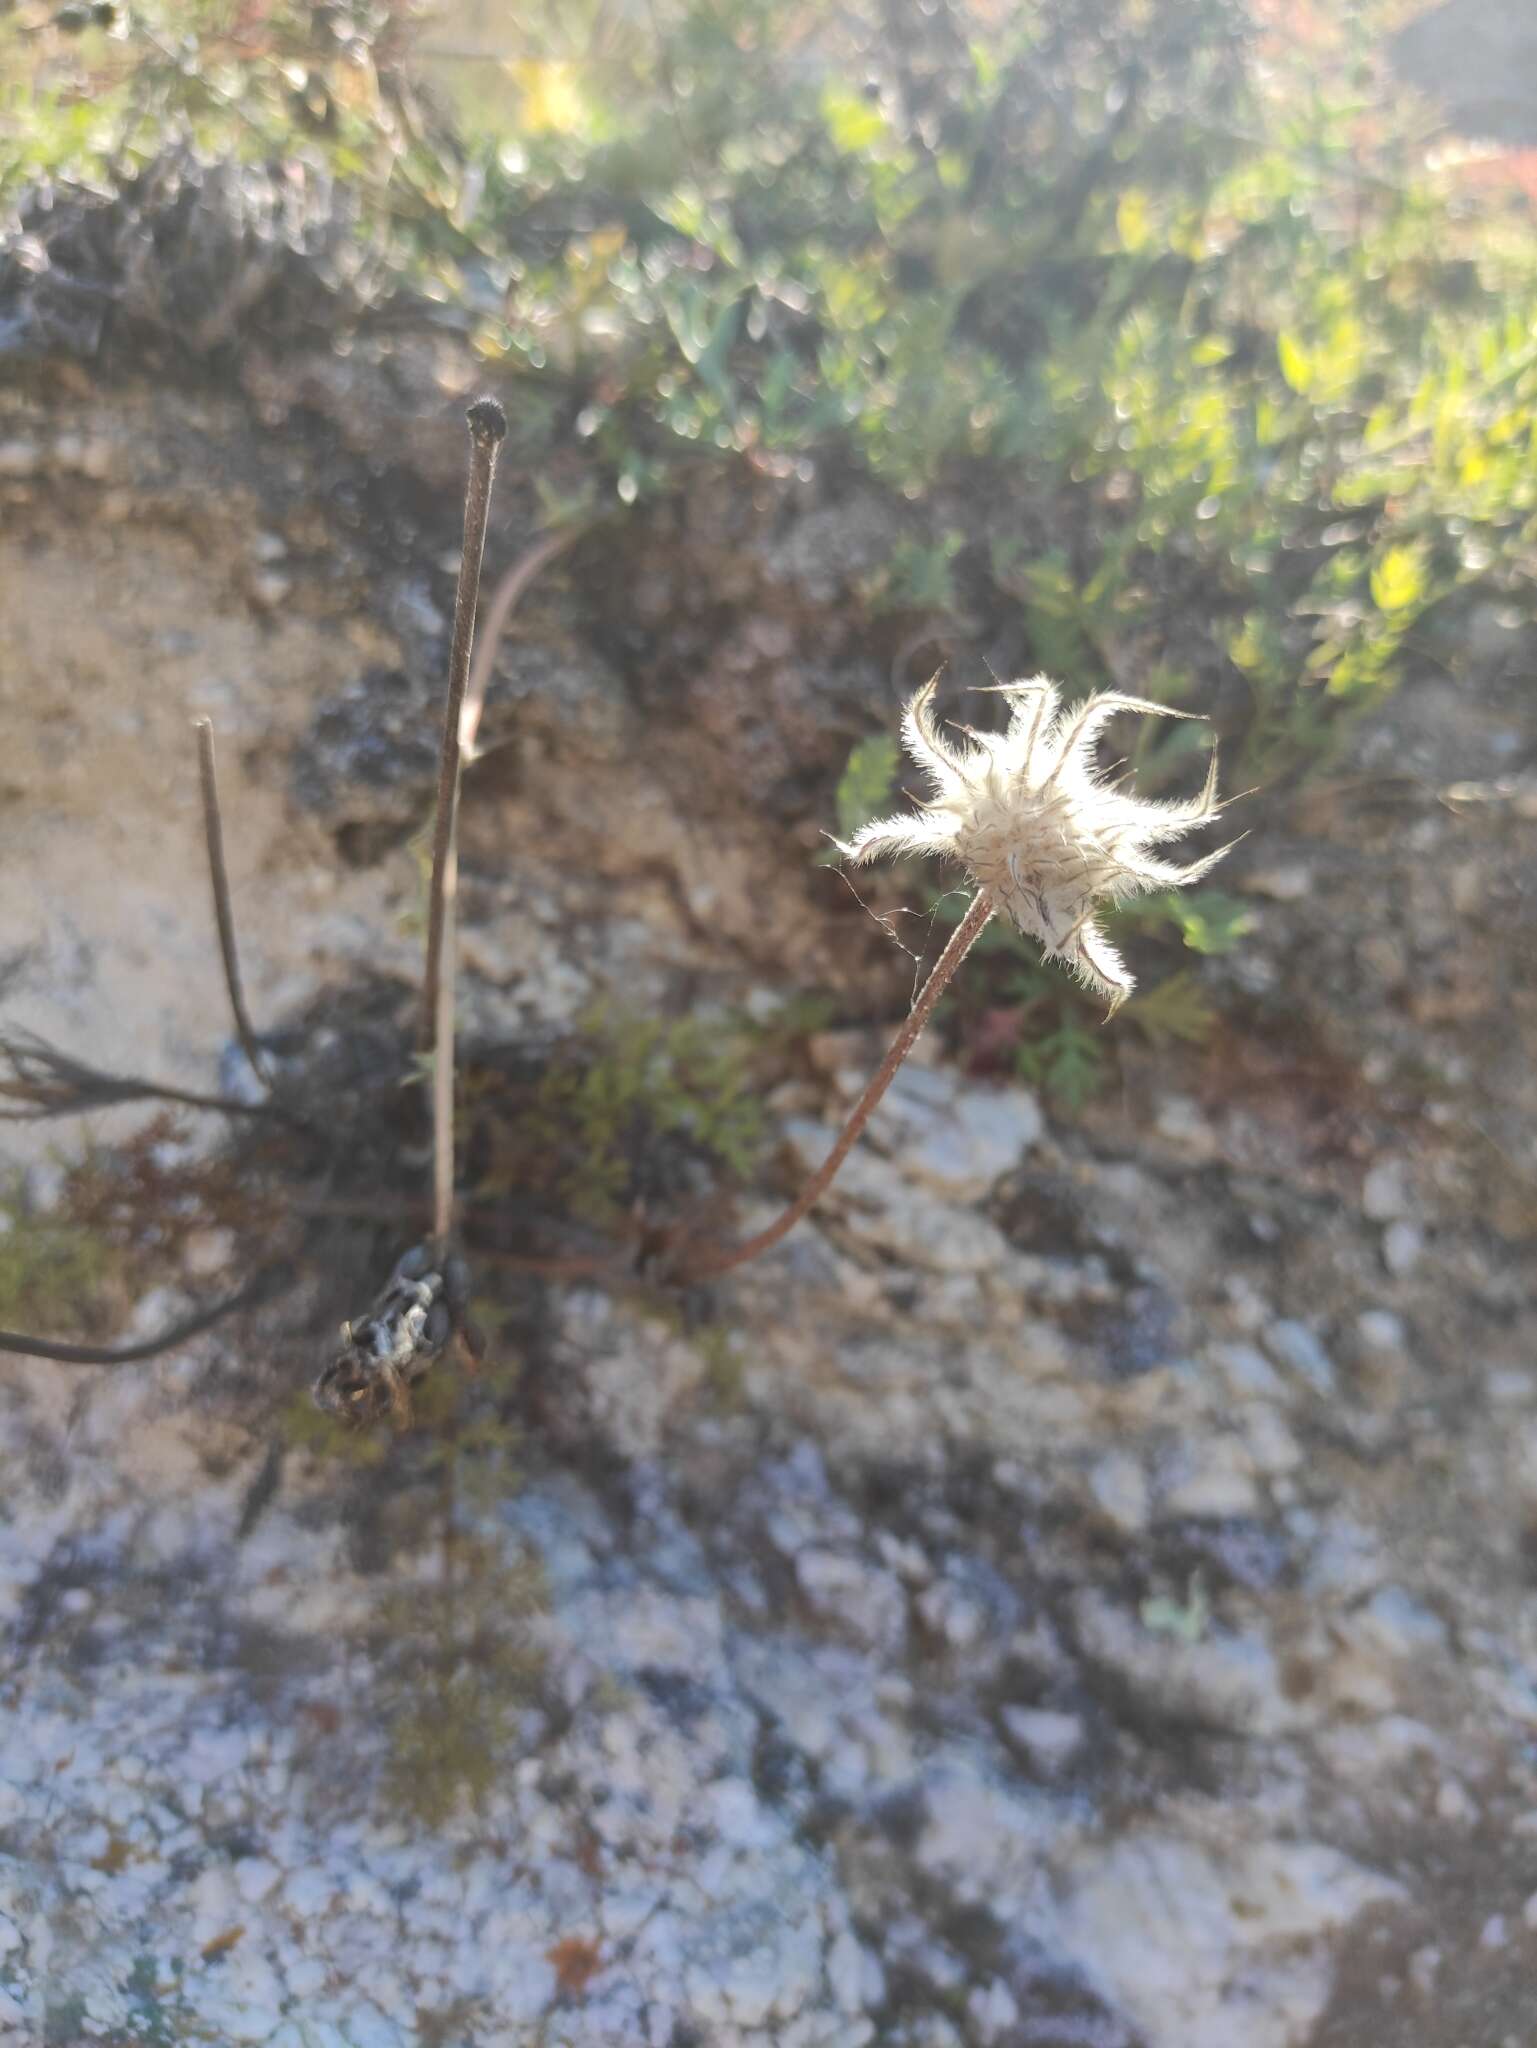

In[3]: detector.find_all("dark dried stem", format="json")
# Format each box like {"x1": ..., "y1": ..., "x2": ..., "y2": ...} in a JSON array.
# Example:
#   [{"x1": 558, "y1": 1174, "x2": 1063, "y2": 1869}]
[
  {"x1": 0, "y1": 1031, "x2": 289, "y2": 1124},
  {"x1": 431, "y1": 836, "x2": 459, "y2": 1251},
  {"x1": 0, "y1": 1264, "x2": 290, "y2": 1365},
  {"x1": 194, "y1": 717, "x2": 271, "y2": 1087},
  {"x1": 676, "y1": 889, "x2": 994, "y2": 1281},
  {"x1": 421, "y1": 399, "x2": 507, "y2": 1251}
]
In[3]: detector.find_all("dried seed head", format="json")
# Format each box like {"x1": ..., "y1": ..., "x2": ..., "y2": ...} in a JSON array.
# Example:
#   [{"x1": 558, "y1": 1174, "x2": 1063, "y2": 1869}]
[{"x1": 841, "y1": 675, "x2": 1231, "y2": 1012}]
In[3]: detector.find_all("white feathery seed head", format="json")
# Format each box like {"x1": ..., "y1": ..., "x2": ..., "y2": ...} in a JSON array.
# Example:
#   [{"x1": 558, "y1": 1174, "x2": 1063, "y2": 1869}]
[{"x1": 840, "y1": 674, "x2": 1231, "y2": 1013}]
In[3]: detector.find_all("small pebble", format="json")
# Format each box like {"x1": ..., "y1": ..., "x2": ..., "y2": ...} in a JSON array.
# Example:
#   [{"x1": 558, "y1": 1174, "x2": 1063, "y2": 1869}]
[
  {"x1": 1435, "y1": 1778, "x2": 1476, "y2": 1824},
  {"x1": 1361, "y1": 1159, "x2": 1412, "y2": 1223},
  {"x1": 248, "y1": 570, "x2": 293, "y2": 609},
  {"x1": 1486, "y1": 1369, "x2": 1534, "y2": 1407},
  {"x1": 1153, "y1": 1095, "x2": 1219, "y2": 1164},
  {"x1": 0, "y1": 439, "x2": 42, "y2": 477},
  {"x1": 1265, "y1": 1319, "x2": 1337, "y2": 1397},
  {"x1": 54, "y1": 432, "x2": 112, "y2": 479},
  {"x1": 1355, "y1": 1310, "x2": 1405, "y2": 1358},
  {"x1": 1383, "y1": 1220, "x2": 1424, "y2": 1277},
  {"x1": 1000, "y1": 1706, "x2": 1084, "y2": 1772},
  {"x1": 1244, "y1": 864, "x2": 1311, "y2": 902},
  {"x1": 1408, "y1": 1945, "x2": 1440, "y2": 1997},
  {"x1": 1087, "y1": 1450, "x2": 1150, "y2": 1536}
]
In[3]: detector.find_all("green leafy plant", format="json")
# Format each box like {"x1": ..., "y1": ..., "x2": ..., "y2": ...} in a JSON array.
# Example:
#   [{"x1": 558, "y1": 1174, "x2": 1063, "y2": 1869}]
[
  {"x1": 1122, "y1": 970, "x2": 1218, "y2": 1051},
  {"x1": 0, "y1": 1176, "x2": 118, "y2": 1337},
  {"x1": 829, "y1": 733, "x2": 900, "y2": 848},
  {"x1": 10, "y1": 0, "x2": 1535, "y2": 792},
  {"x1": 481, "y1": 1002, "x2": 766, "y2": 1229},
  {"x1": 1015, "y1": 1013, "x2": 1107, "y2": 1115},
  {"x1": 871, "y1": 533, "x2": 967, "y2": 615},
  {"x1": 1117, "y1": 889, "x2": 1255, "y2": 958},
  {"x1": 374, "y1": 1531, "x2": 546, "y2": 1827}
]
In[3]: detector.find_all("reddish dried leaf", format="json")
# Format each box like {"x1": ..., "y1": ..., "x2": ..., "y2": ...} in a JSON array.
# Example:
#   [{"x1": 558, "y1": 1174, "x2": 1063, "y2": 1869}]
[
  {"x1": 547, "y1": 1934, "x2": 603, "y2": 1998},
  {"x1": 200, "y1": 1925, "x2": 245, "y2": 1963}
]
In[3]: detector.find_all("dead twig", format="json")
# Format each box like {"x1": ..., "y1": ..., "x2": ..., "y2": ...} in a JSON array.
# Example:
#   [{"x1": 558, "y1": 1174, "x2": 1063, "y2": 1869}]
[
  {"x1": 194, "y1": 717, "x2": 271, "y2": 1087},
  {"x1": 421, "y1": 399, "x2": 507, "y2": 1255},
  {"x1": 0, "y1": 1263, "x2": 291, "y2": 1365},
  {"x1": 421, "y1": 398, "x2": 507, "y2": 1055},
  {"x1": 0, "y1": 1029, "x2": 289, "y2": 1125}
]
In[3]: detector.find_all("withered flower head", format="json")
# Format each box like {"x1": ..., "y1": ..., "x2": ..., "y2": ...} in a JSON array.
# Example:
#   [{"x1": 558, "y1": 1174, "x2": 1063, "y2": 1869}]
[{"x1": 841, "y1": 676, "x2": 1229, "y2": 1012}]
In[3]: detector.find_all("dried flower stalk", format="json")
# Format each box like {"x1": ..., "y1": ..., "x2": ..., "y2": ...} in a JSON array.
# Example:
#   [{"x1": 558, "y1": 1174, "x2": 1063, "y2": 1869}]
[
  {"x1": 422, "y1": 398, "x2": 507, "y2": 1250},
  {"x1": 677, "y1": 888, "x2": 994, "y2": 1280}
]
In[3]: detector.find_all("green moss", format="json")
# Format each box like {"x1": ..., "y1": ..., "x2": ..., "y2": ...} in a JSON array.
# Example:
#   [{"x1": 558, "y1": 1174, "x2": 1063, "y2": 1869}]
[
  {"x1": 373, "y1": 1538, "x2": 547, "y2": 1829},
  {"x1": 695, "y1": 1321, "x2": 748, "y2": 1411},
  {"x1": 0, "y1": 1173, "x2": 120, "y2": 1337},
  {"x1": 503, "y1": 1001, "x2": 767, "y2": 1229},
  {"x1": 278, "y1": 1387, "x2": 391, "y2": 1467}
]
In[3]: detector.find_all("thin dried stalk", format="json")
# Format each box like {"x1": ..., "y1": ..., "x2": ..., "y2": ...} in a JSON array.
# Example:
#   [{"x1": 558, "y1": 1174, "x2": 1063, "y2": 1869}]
[
  {"x1": 421, "y1": 398, "x2": 508, "y2": 1053},
  {"x1": 676, "y1": 889, "x2": 994, "y2": 1280},
  {"x1": 0, "y1": 1029, "x2": 282, "y2": 1123},
  {"x1": 0, "y1": 1263, "x2": 289, "y2": 1365},
  {"x1": 432, "y1": 832, "x2": 459, "y2": 1248},
  {"x1": 422, "y1": 399, "x2": 507, "y2": 1250},
  {"x1": 194, "y1": 717, "x2": 271, "y2": 1086}
]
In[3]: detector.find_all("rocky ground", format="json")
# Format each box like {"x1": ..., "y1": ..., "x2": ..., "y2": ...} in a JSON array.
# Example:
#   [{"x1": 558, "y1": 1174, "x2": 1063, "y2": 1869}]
[{"x1": 2, "y1": 312, "x2": 1537, "y2": 2048}]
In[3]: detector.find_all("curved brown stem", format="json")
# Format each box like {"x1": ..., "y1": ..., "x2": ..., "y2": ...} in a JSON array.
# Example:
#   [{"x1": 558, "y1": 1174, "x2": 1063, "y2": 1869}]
[
  {"x1": 459, "y1": 525, "x2": 585, "y2": 765},
  {"x1": 676, "y1": 890, "x2": 994, "y2": 1281},
  {"x1": 194, "y1": 718, "x2": 271, "y2": 1087},
  {"x1": 0, "y1": 1263, "x2": 290, "y2": 1366}
]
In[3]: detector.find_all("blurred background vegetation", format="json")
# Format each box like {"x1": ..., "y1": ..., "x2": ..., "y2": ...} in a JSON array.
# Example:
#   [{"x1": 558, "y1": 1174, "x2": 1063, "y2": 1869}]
[{"x1": 3, "y1": 0, "x2": 1535, "y2": 1101}]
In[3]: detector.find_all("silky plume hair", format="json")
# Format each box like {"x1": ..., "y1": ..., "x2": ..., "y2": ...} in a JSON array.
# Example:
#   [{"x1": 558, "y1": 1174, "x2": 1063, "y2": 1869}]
[{"x1": 840, "y1": 676, "x2": 1229, "y2": 1012}]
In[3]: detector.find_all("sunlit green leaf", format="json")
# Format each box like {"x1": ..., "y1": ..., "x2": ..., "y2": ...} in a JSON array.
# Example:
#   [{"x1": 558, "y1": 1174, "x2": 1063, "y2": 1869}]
[
  {"x1": 832, "y1": 735, "x2": 899, "y2": 840},
  {"x1": 821, "y1": 85, "x2": 888, "y2": 156},
  {"x1": 1167, "y1": 893, "x2": 1254, "y2": 956},
  {"x1": 1370, "y1": 544, "x2": 1425, "y2": 613},
  {"x1": 1116, "y1": 189, "x2": 1151, "y2": 253},
  {"x1": 1277, "y1": 330, "x2": 1314, "y2": 395},
  {"x1": 1191, "y1": 335, "x2": 1232, "y2": 366},
  {"x1": 507, "y1": 60, "x2": 588, "y2": 136}
]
